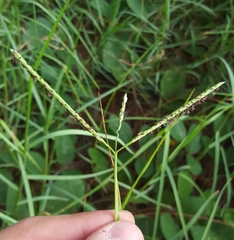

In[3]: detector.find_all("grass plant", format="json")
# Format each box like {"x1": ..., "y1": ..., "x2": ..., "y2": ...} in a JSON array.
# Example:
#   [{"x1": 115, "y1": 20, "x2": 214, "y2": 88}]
[{"x1": 1, "y1": 0, "x2": 234, "y2": 239}]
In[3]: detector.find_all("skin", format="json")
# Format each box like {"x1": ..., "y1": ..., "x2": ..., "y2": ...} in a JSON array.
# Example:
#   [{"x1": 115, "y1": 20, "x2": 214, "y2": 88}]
[{"x1": 0, "y1": 210, "x2": 144, "y2": 240}]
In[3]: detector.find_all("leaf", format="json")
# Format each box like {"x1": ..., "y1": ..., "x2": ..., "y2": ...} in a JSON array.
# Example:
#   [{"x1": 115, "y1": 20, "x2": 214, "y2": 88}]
[
  {"x1": 186, "y1": 154, "x2": 202, "y2": 175},
  {"x1": 160, "y1": 68, "x2": 186, "y2": 101},
  {"x1": 6, "y1": 187, "x2": 29, "y2": 219},
  {"x1": 162, "y1": 189, "x2": 175, "y2": 205},
  {"x1": 202, "y1": 135, "x2": 214, "y2": 157},
  {"x1": 126, "y1": 0, "x2": 147, "y2": 18},
  {"x1": 108, "y1": 115, "x2": 133, "y2": 143},
  {"x1": 184, "y1": 45, "x2": 206, "y2": 57},
  {"x1": 102, "y1": 39, "x2": 128, "y2": 80},
  {"x1": 90, "y1": 0, "x2": 111, "y2": 19},
  {"x1": 171, "y1": 120, "x2": 187, "y2": 142},
  {"x1": 177, "y1": 171, "x2": 193, "y2": 198},
  {"x1": 213, "y1": 114, "x2": 229, "y2": 136},
  {"x1": 210, "y1": 222, "x2": 234, "y2": 240},
  {"x1": 47, "y1": 169, "x2": 85, "y2": 214},
  {"x1": 118, "y1": 121, "x2": 132, "y2": 143},
  {"x1": 26, "y1": 151, "x2": 45, "y2": 174},
  {"x1": 136, "y1": 216, "x2": 154, "y2": 237},
  {"x1": 110, "y1": 0, "x2": 122, "y2": 21},
  {"x1": 0, "y1": 148, "x2": 15, "y2": 164},
  {"x1": 6, "y1": 187, "x2": 18, "y2": 212},
  {"x1": 41, "y1": 64, "x2": 61, "y2": 84},
  {"x1": 0, "y1": 169, "x2": 12, "y2": 204},
  {"x1": 191, "y1": 225, "x2": 222, "y2": 240},
  {"x1": 223, "y1": 208, "x2": 234, "y2": 224},
  {"x1": 160, "y1": 214, "x2": 180, "y2": 240},
  {"x1": 186, "y1": 124, "x2": 202, "y2": 154},
  {"x1": 108, "y1": 115, "x2": 119, "y2": 132},
  {"x1": 88, "y1": 148, "x2": 108, "y2": 181},
  {"x1": 181, "y1": 196, "x2": 204, "y2": 215},
  {"x1": 55, "y1": 135, "x2": 75, "y2": 166},
  {"x1": 23, "y1": 17, "x2": 53, "y2": 50},
  {"x1": 134, "y1": 157, "x2": 154, "y2": 178}
]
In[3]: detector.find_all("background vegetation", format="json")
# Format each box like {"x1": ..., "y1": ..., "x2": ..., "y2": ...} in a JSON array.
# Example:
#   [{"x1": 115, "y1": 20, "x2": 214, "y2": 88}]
[{"x1": 0, "y1": 0, "x2": 234, "y2": 239}]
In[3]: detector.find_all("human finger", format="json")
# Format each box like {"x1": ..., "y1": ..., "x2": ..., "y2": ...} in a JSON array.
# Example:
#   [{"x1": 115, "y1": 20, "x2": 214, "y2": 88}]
[
  {"x1": 86, "y1": 220, "x2": 144, "y2": 240},
  {"x1": 0, "y1": 210, "x2": 135, "y2": 240}
]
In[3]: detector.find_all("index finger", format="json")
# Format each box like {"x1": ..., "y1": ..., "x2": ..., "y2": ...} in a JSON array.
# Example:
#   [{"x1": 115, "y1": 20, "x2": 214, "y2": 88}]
[{"x1": 0, "y1": 210, "x2": 135, "y2": 240}]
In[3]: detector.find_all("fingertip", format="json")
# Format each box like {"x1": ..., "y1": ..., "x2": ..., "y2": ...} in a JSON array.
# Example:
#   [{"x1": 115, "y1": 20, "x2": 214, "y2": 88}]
[
  {"x1": 86, "y1": 220, "x2": 144, "y2": 240},
  {"x1": 119, "y1": 210, "x2": 135, "y2": 223}
]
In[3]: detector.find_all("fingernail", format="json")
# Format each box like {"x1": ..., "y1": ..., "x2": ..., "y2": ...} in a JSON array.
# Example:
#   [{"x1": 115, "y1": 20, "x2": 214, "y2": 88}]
[
  {"x1": 86, "y1": 221, "x2": 143, "y2": 240},
  {"x1": 107, "y1": 221, "x2": 142, "y2": 240}
]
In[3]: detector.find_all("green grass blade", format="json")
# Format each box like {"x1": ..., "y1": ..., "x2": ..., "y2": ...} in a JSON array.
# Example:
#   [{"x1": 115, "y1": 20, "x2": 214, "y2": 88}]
[
  {"x1": 166, "y1": 165, "x2": 189, "y2": 240},
  {"x1": 152, "y1": 131, "x2": 170, "y2": 238},
  {"x1": 201, "y1": 179, "x2": 233, "y2": 240}
]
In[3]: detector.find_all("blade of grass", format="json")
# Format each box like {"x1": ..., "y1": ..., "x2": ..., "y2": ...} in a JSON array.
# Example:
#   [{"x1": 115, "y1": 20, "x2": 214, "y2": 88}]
[
  {"x1": 219, "y1": 57, "x2": 234, "y2": 103},
  {"x1": 172, "y1": 191, "x2": 220, "y2": 240},
  {"x1": 27, "y1": 169, "x2": 112, "y2": 181},
  {"x1": 121, "y1": 125, "x2": 170, "y2": 210},
  {"x1": 201, "y1": 178, "x2": 233, "y2": 240},
  {"x1": 220, "y1": 147, "x2": 232, "y2": 208},
  {"x1": 0, "y1": 213, "x2": 18, "y2": 225},
  {"x1": 166, "y1": 164, "x2": 189, "y2": 240},
  {"x1": 17, "y1": 154, "x2": 34, "y2": 216},
  {"x1": 152, "y1": 130, "x2": 170, "y2": 239},
  {"x1": 211, "y1": 131, "x2": 220, "y2": 194}
]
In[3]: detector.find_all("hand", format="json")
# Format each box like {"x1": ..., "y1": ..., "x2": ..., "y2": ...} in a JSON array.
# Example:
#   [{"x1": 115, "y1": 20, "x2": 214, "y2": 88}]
[{"x1": 0, "y1": 210, "x2": 144, "y2": 240}]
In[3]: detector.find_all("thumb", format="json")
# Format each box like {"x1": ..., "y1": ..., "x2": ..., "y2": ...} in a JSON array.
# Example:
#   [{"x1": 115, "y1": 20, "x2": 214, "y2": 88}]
[{"x1": 86, "y1": 220, "x2": 144, "y2": 240}]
